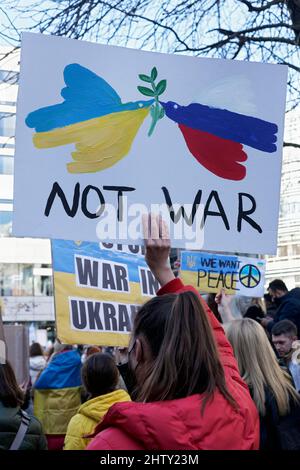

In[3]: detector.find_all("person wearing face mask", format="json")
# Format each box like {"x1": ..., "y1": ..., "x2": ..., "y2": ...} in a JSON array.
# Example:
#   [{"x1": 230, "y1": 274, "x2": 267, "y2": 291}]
[
  {"x1": 261, "y1": 280, "x2": 300, "y2": 339},
  {"x1": 86, "y1": 215, "x2": 259, "y2": 451}
]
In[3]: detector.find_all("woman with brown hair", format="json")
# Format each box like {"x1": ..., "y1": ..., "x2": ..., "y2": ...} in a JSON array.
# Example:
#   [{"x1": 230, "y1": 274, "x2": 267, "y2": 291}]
[
  {"x1": 64, "y1": 353, "x2": 130, "y2": 450},
  {"x1": 87, "y1": 215, "x2": 259, "y2": 450},
  {"x1": 0, "y1": 361, "x2": 47, "y2": 450}
]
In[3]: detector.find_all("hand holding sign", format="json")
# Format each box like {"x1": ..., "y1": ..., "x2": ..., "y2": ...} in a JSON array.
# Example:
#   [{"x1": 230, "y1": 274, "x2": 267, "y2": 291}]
[
  {"x1": 142, "y1": 214, "x2": 175, "y2": 288},
  {"x1": 215, "y1": 289, "x2": 236, "y2": 323}
]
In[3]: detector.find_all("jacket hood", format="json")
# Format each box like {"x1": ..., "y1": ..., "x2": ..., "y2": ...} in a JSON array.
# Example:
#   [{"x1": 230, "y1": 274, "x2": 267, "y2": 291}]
[
  {"x1": 30, "y1": 356, "x2": 46, "y2": 371},
  {"x1": 94, "y1": 391, "x2": 258, "y2": 450},
  {"x1": 79, "y1": 389, "x2": 130, "y2": 422}
]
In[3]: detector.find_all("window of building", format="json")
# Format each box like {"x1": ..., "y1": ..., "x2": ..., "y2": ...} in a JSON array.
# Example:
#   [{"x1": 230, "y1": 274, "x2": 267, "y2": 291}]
[
  {"x1": 0, "y1": 264, "x2": 33, "y2": 295},
  {"x1": 0, "y1": 100, "x2": 16, "y2": 106},
  {"x1": 34, "y1": 265, "x2": 53, "y2": 296},
  {"x1": 280, "y1": 201, "x2": 300, "y2": 219},
  {"x1": 0, "y1": 155, "x2": 13, "y2": 174},
  {"x1": 0, "y1": 113, "x2": 16, "y2": 137},
  {"x1": 0, "y1": 263, "x2": 53, "y2": 296},
  {"x1": 0, "y1": 211, "x2": 12, "y2": 237},
  {"x1": 0, "y1": 143, "x2": 14, "y2": 149},
  {"x1": 0, "y1": 264, "x2": 32, "y2": 295},
  {"x1": 22, "y1": 264, "x2": 34, "y2": 295},
  {"x1": 34, "y1": 274, "x2": 53, "y2": 296},
  {"x1": 291, "y1": 245, "x2": 300, "y2": 256},
  {"x1": 278, "y1": 245, "x2": 288, "y2": 257},
  {"x1": 0, "y1": 70, "x2": 19, "y2": 84},
  {"x1": 0, "y1": 264, "x2": 18, "y2": 295},
  {"x1": 0, "y1": 199, "x2": 13, "y2": 205}
]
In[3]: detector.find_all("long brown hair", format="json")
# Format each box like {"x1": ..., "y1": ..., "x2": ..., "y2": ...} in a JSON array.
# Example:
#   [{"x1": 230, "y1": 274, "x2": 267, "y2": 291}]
[
  {"x1": 133, "y1": 291, "x2": 237, "y2": 412},
  {"x1": 0, "y1": 361, "x2": 24, "y2": 408}
]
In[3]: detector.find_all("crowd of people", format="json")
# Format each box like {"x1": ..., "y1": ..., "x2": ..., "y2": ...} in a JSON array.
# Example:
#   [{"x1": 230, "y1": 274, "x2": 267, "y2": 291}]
[{"x1": 1, "y1": 216, "x2": 300, "y2": 451}]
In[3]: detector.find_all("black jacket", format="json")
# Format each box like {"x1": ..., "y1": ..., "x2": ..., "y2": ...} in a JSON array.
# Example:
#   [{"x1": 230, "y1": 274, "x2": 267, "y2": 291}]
[
  {"x1": 0, "y1": 401, "x2": 47, "y2": 450},
  {"x1": 244, "y1": 305, "x2": 265, "y2": 323},
  {"x1": 250, "y1": 386, "x2": 300, "y2": 450},
  {"x1": 267, "y1": 288, "x2": 300, "y2": 338}
]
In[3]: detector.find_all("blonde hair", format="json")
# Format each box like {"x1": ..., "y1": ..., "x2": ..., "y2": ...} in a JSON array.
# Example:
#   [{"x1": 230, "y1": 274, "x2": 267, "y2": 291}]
[{"x1": 226, "y1": 319, "x2": 299, "y2": 416}]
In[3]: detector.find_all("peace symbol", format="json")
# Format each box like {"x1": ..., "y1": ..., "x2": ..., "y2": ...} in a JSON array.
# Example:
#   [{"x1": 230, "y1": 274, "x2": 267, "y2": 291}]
[{"x1": 239, "y1": 264, "x2": 261, "y2": 288}]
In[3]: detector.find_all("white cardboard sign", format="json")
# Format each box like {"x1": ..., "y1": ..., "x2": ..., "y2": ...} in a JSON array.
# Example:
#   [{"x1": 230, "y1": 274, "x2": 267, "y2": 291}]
[{"x1": 13, "y1": 33, "x2": 287, "y2": 254}]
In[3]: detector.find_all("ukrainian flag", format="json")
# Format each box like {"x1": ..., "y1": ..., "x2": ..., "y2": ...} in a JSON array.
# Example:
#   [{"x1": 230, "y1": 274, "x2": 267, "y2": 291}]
[
  {"x1": 25, "y1": 63, "x2": 152, "y2": 174},
  {"x1": 34, "y1": 350, "x2": 82, "y2": 435}
]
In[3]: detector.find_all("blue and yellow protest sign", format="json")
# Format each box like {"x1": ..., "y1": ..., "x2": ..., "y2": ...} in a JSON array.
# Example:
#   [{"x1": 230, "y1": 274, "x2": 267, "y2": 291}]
[
  {"x1": 52, "y1": 240, "x2": 158, "y2": 346},
  {"x1": 180, "y1": 251, "x2": 265, "y2": 296}
]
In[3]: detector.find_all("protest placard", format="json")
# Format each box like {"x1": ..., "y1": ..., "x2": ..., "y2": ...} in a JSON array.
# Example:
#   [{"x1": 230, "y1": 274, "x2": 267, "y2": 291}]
[
  {"x1": 13, "y1": 32, "x2": 287, "y2": 254},
  {"x1": 180, "y1": 251, "x2": 265, "y2": 297},
  {"x1": 52, "y1": 240, "x2": 158, "y2": 346}
]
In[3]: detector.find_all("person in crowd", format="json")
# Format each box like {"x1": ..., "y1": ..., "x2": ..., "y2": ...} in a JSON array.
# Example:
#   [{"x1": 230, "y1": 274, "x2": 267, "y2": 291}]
[
  {"x1": 87, "y1": 215, "x2": 259, "y2": 450},
  {"x1": 229, "y1": 295, "x2": 252, "y2": 319},
  {"x1": 169, "y1": 248, "x2": 180, "y2": 277},
  {"x1": 29, "y1": 342, "x2": 47, "y2": 386},
  {"x1": 261, "y1": 279, "x2": 300, "y2": 337},
  {"x1": 103, "y1": 347, "x2": 114, "y2": 357},
  {"x1": 33, "y1": 342, "x2": 81, "y2": 450},
  {"x1": 221, "y1": 315, "x2": 300, "y2": 449},
  {"x1": 272, "y1": 320, "x2": 300, "y2": 392},
  {"x1": 64, "y1": 353, "x2": 130, "y2": 450},
  {"x1": 243, "y1": 297, "x2": 266, "y2": 323},
  {"x1": 114, "y1": 347, "x2": 128, "y2": 366},
  {"x1": 214, "y1": 295, "x2": 265, "y2": 324},
  {"x1": 81, "y1": 345, "x2": 102, "y2": 364},
  {"x1": 0, "y1": 361, "x2": 47, "y2": 450},
  {"x1": 45, "y1": 345, "x2": 55, "y2": 362},
  {"x1": 205, "y1": 293, "x2": 223, "y2": 323},
  {"x1": 264, "y1": 293, "x2": 278, "y2": 319}
]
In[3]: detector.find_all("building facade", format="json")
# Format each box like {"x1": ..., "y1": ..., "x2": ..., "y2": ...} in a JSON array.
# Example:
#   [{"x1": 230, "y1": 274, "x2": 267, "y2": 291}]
[
  {"x1": 0, "y1": 47, "x2": 54, "y2": 346},
  {"x1": 265, "y1": 110, "x2": 300, "y2": 290}
]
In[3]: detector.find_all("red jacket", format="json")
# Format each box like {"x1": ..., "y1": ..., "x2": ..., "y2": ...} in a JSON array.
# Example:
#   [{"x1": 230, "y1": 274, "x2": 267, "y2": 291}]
[{"x1": 87, "y1": 278, "x2": 259, "y2": 450}]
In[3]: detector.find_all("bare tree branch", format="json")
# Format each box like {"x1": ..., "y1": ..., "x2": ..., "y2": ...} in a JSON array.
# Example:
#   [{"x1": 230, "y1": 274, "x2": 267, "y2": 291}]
[
  {"x1": 0, "y1": 0, "x2": 299, "y2": 128},
  {"x1": 238, "y1": 0, "x2": 282, "y2": 13}
]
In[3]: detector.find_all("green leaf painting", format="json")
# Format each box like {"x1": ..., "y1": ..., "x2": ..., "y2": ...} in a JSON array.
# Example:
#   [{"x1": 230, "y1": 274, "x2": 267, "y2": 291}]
[
  {"x1": 156, "y1": 80, "x2": 167, "y2": 96},
  {"x1": 151, "y1": 67, "x2": 158, "y2": 81},
  {"x1": 137, "y1": 67, "x2": 167, "y2": 137},
  {"x1": 137, "y1": 86, "x2": 155, "y2": 97},
  {"x1": 138, "y1": 74, "x2": 152, "y2": 83}
]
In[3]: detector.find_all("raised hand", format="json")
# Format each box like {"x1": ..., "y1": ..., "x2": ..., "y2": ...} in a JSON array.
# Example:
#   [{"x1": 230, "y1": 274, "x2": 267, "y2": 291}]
[
  {"x1": 215, "y1": 289, "x2": 236, "y2": 323},
  {"x1": 142, "y1": 213, "x2": 175, "y2": 287}
]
